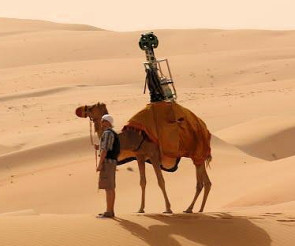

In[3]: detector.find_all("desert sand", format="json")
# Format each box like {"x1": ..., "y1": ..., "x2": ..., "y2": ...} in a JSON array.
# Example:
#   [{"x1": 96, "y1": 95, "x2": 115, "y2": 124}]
[{"x1": 0, "y1": 18, "x2": 294, "y2": 246}]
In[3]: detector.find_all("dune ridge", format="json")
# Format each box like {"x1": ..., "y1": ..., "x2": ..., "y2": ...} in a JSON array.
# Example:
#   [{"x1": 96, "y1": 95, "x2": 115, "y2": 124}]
[
  {"x1": 0, "y1": 86, "x2": 73, "y2": 101},
  {"x1": 0, "y1": 135, "x2": 91, "y2": 173},
  {"x1": 215, "y1": 116, "x2": 295, "y2": 160},
  {"x1": 0, "y1": 17, "x2": 102, "y2": 34}
]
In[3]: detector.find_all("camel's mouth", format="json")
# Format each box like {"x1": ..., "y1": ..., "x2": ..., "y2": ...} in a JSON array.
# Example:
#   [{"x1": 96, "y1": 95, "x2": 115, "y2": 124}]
[{"x1": 75, "y1": 106, "x2": 87, "y2": 118}]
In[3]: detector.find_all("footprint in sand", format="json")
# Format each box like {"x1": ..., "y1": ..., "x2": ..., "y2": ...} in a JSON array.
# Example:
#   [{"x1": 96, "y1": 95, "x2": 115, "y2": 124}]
[
  {"x1": 261, "y1": 212, "x2": 283, "y2": 217},
  {"x1": 276, "y1": 219, "x2": 295, "y2": 223}
]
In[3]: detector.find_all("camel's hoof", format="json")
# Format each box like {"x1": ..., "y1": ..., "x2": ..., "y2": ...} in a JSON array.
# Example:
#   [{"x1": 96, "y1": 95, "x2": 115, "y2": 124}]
[
  {"x1": 163, "y1": 210, "x2": 173, "y2": 214},
  {"x1": 137, "y1": 209, "x2": 145, "y2": 213},
  {"x1": 183, "y1": 209, "x2": 193, "y2": 214},
  {"x1": 198, "y1": 210, "x2": 204, "y2": 213}
]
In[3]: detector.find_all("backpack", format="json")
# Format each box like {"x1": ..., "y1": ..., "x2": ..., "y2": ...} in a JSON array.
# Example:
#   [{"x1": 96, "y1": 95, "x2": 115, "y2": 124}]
[{"x1": 106, "y1": 129, "x2": 120, "y2": 161}]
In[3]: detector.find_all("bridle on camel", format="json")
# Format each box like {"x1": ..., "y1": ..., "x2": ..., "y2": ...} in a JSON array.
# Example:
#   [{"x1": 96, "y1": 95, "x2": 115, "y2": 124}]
[
  {"x1": 86, "y1": 105, "x2": 146, "y2": 168},
  {"x1": 89, "y1": 119, "x2": 98, "y2": 169},
  {"x1": 85, "y1": 105, "x2": 99, "y2": 170}
]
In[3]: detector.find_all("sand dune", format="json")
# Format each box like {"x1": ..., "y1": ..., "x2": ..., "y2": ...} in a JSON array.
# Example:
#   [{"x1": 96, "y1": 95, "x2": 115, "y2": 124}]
[
  {"x1": 0, "y1": 213, "x2": 279, "y2": 246},
  {"x1": 215, "y1": 116, "x2": 295, "y2": 160},
  {"x1": 0, "y1": 136, "x2": 91, "y2": 172},
  {"x1": 0, "y1": 17, "x2": 101, "y2": 34},
  {"x1": 0, "y1": 17, "x2": 294, "y2": 246},
  {"x1": 0, "y1": 212, "x2": 294, "y2": 246},
  {"x1": 225, "y1": 156, "x2": 295, "y2": 208}
]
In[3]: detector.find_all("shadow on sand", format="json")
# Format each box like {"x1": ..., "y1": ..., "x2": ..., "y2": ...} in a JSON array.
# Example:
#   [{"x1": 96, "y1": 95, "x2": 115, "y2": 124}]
[{"x1": 115, "y1": 213, "x2": 271, "y2": 246}]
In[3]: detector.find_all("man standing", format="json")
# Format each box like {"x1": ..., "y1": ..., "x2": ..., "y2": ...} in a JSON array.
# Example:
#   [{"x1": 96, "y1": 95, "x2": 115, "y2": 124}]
[{"x1": 96, "y1": 114, "x2": 120, "y2": 218}]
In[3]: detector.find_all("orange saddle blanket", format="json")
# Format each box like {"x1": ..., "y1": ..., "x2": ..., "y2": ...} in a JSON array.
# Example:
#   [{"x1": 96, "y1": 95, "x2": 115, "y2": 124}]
[{"x1": 123, "y1": 101, "x2": 211, "y2": 169}]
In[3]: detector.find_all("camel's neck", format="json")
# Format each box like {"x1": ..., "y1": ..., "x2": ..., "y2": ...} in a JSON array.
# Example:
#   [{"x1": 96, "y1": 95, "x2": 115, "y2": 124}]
[
  {"x1": 93, "y1": 121, "x2": 103, "y2": 138},
  {"x1": 94, "y1": 106, "x2": 108, "y2": 138}
]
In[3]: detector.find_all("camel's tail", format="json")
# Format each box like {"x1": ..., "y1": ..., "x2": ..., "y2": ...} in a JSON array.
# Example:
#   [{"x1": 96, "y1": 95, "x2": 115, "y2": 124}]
[
  {"x1": 205, "y1": 154, "x2": 212, "y2": 169},
  {"x1": 204, "y1": 131, "x2": 212, "y2": 169}
]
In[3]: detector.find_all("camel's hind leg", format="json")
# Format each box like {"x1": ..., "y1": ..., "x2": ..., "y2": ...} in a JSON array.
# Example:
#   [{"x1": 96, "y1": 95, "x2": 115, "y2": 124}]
[
  {"x1": 199, "y1": 162, "x2": 211, "y2": 212},
  {"x1": 136, "y1": 155, "x2": 146, "y2": 213},
  {"x1": 184, "y1": 161, "x2": 211, "y2": 213}
]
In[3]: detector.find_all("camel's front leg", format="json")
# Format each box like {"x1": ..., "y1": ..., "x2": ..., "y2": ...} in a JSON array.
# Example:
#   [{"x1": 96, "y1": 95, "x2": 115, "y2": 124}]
[
  {"x1": 137, "y1": 155, "x2": 146, "y2": 213},
  {"x1": 150, "y1": 157, "x2": 172, "y2": 213}
]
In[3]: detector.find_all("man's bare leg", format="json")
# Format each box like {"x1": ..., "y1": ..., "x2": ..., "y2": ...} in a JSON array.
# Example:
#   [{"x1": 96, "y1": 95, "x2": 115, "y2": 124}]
[{"x1": 106, "y1": 189, "x2": 115, "y2": 215}]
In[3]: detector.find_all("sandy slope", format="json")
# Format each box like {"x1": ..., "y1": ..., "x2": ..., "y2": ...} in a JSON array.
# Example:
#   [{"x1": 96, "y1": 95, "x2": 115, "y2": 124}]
[
  {"x1": 216, "y1": 116, "x2": 295, "y2": 160},
  {"x1": 0, "y1": 18, "x2": 294, "y2": 245},
  {"x1": 1, "y1": 212, "x2": 293, "y2": 246}
]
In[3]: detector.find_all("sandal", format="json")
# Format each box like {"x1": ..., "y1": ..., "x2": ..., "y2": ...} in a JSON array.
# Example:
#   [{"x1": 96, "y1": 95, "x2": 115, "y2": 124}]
[{"x1": 96, "y1": 211, "x2": 115, "y2": 218}]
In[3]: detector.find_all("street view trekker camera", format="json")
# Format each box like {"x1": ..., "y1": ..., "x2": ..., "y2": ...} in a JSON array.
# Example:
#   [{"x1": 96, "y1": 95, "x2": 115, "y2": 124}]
[{"x1": 139, "y1": 32, "x2": 177, "y2": 103}]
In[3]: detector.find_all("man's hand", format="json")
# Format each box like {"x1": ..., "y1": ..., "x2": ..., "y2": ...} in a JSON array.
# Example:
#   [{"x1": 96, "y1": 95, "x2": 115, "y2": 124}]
[
  {"x1": 97, "y1": 150, "x2": 107, "y2": 172},
  {"x1": 96, "y1": 165, "x2": 102, "y2": 172}
]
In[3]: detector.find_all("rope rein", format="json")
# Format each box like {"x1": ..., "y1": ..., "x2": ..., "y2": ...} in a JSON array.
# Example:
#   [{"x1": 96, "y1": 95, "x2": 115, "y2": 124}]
[{"x1": 89, "y1": 119, "x2": 98, "y2": 169}]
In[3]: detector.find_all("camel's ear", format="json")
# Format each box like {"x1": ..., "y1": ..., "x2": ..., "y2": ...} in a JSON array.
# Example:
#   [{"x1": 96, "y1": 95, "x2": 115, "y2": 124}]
[{"x1": 101, "y1": 103, "x2": 108, "y2": 114}]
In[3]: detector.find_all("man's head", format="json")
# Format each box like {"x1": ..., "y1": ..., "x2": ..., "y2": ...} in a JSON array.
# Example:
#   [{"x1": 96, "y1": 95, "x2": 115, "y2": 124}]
[{"x1": 101, "y1": 114, "x2": 114, "y2": 129}]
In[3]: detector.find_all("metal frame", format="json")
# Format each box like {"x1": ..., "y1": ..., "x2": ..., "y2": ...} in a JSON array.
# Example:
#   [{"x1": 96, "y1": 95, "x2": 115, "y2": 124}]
[{"x1": 143, "y1": 59, "x2": 177, "y2": 100}]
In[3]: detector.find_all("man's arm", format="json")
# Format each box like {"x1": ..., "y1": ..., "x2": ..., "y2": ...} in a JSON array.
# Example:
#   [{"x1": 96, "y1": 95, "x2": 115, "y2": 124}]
[
  {"x1": 96, "y1": 129, "x2": 114, "y2": 172},
  {"x1": 97, "y1": 150, "x2": 107, "y2": 172}
]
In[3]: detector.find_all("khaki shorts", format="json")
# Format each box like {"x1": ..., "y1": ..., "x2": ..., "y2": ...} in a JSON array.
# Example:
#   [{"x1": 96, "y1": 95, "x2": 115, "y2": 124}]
[{"x1": 98, "y1": 160, "x2": 117, "y2": 190}]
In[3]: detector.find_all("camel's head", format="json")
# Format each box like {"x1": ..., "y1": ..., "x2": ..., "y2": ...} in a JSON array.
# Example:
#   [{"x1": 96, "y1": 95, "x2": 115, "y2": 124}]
[{"x1": 75, "y1": 102, "x2": 109, "y2": 135}]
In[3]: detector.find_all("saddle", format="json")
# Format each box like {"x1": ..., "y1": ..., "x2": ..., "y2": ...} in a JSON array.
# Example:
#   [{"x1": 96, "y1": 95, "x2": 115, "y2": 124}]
[{"x1": 120, "y1": 101, "x2": 211, "y2": 170}]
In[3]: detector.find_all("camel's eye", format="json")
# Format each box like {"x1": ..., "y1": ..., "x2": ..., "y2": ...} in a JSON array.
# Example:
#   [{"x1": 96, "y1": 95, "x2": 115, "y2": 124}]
[
  {"x1": 85, "y1": 106, "x2": 92, "y2": 113},
  {"x1": 89, "y1": 106, "x2": 95, "y2": 112}
]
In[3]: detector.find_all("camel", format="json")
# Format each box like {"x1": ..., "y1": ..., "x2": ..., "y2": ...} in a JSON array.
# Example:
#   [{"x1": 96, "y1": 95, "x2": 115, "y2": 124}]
[{"x1": 75, "y1": 102, "x2": 212, "y2": 213}]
